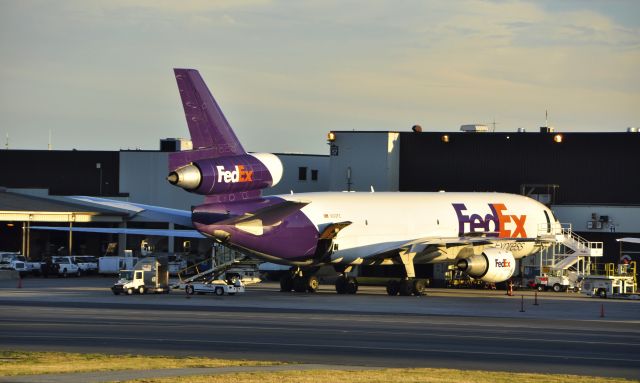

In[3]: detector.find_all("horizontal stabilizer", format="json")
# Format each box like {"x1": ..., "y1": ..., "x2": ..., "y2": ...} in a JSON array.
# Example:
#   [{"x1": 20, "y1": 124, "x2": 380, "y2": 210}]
[
  {"x1": 30, "y1": 226, "x2": 205, "y2": 238},
  {"x1": 219, "y1": 200, "x2": 309, "y2": 227}
]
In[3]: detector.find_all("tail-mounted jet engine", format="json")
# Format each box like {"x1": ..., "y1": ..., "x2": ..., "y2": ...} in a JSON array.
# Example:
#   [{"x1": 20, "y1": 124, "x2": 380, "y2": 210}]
[
  {"x1": 167, "y1": 153, "x2": 283, "y2": 195},
  {"x1": 456, "y1": 247, "x2": 516, "y2": 283}
]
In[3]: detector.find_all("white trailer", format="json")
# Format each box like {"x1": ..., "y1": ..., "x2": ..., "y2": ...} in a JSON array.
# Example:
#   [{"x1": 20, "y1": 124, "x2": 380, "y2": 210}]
[{"x1": 99, "y1": 256, "x2": 138, "y2": 275}]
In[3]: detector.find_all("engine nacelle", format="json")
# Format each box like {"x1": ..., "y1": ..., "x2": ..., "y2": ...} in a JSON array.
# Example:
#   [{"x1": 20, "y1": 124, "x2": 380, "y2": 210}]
[
  {"x1": 167, "y1": 153, "x2": 283, "y2": 195},
  {"x1": 456, "y1": 248, "x2": 516, "y2": 283}
]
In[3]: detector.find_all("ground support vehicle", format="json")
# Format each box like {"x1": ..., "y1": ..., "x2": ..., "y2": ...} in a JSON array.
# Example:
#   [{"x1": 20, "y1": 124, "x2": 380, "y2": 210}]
[
  {"x1": 582, "y1": 275, "x2": 637, "y2": 299},
  {"x1": 184, "y1": 280, "x2": 245, "y2": 296},
  {"x1": 581, "y1": 262, "x2": 637, "y2": 299},
  {"x1": 111, "y1": 257, "x2": 170, "y2": 295},
  {"x1": 535, "y1": 274, "x2": 574, "y2": 292}
]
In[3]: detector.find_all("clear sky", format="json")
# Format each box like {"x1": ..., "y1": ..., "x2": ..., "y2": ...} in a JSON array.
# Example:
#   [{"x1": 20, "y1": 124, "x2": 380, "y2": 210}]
[{"x1": 1, "y1": 0, "x2": 638, "y2": 154}]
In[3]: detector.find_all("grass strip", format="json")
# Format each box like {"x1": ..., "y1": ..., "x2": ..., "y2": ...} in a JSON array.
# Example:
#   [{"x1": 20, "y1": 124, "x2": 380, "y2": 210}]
[
  {"x1": 0, "y1": 350, "x2": 281, "y2": 377},
  {"x1": 118, "y1": 368, "x2": 639, "y2": 383}
]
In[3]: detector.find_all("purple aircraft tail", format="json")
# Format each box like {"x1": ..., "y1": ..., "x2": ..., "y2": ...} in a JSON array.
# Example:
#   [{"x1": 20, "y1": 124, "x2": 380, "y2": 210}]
[
  {"x1": 168, "y1": 69, "x2": 283, "y2": 202},
  {"x1": 169, "y1": 68, "x2": 245, "y2": 170}
]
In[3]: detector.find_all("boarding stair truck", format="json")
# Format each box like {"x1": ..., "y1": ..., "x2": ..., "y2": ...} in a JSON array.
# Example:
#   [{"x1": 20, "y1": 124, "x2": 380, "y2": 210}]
[
  {"x1": 111, "y1": 257, "x2": 170, "y2": 295},
  {"x1": 175, "y1": 245, "x2": 260, "y2": 294},
  {"x1": 582, "y1": 262, "x2": 638, "y2": 299},
  {"x1": 536, "y1": 223, "x2": 603, "y2": 292}
]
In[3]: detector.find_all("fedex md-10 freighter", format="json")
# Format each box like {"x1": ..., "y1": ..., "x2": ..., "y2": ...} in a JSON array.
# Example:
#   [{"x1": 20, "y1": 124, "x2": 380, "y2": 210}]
[{"x1": 44, "y1": 69, "x2": 558, "y2": 296}]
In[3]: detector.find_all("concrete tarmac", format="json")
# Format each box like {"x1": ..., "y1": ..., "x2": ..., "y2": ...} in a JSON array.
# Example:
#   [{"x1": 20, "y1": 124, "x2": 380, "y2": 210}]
[{"x1": 1, "y1": 277, "x2": 639, "y2": 380}]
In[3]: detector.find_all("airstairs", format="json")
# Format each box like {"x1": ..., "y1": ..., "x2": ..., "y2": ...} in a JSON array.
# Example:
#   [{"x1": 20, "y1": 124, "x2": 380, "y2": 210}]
[{"x1": 537, "y1": 223, "x2": 603, "y2": 276}]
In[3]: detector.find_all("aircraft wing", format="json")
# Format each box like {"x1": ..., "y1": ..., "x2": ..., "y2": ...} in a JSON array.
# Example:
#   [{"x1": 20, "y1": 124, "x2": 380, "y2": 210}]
[
  {"x1": 30, "y1": 226, "x2": 206, "y2": 238},
  {"x1": 368, "y1": 234, "x2": 538, "y2": 261},
  {"x1": 70, "y1": 196, "x2": 193, "y2": 227}
]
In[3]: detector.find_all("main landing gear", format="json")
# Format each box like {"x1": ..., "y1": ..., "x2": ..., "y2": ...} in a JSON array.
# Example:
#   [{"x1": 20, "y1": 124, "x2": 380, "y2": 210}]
[
  {"x1": 385, "y1": 278, "x2": 427, "y2": 296},
  {"x1": 384, "y1": 247, "x2": 427, "y2": 296},
  {"x1": 280, "y1": 269, "x2": 320, "y2": 293},
  {"x1": 335, "y1": 275, "x2": 358, "y2": 294}
]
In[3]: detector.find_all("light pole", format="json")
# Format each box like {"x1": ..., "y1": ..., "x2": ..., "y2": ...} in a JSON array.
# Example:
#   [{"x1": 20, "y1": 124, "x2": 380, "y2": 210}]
[{"x1": 96, "y1": 163, "x2": 102, "y2": 195}]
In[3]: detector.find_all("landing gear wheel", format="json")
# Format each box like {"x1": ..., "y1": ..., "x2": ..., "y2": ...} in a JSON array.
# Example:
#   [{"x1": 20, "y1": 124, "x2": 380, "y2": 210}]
[
  {"x1": 413, "y1": 279, "x2": 427, "y2": 296},
  {"x1": 386, "y1": 280, "x2": 399, "y2": 296},
  {"x1": 345, "y1": 277, "x2": 358, "y2": 294},
  {"x1": 399, "y1": 280, "x2": 414, "y2": 296},
  {"x1": 335, "y1": 276, "x2": 348, "y2": 294},
  {"x1": 214, "y1": 286, "x2": 224, "y2": 296},
  {"x1": 552, "y1": 283, "x2": 562, "y2": 292},
  {"x1": 280, "y1": 274, "x2": 294, "y2": 292},
  {"x1": 185, "y1": 285, "x2": 195, "y2": 295},
  {"x1": 293, "y1": 277, "x2": 308, "y2": 293},
  {"x1": 307, "y1": 275, "x2": 320, "y2": 293},
  {"x1": 537, "y1": 284, "x2": 544, "y2": 292},
  {"x1": 126, "y1": 288, "x2": 134, "y2": 295},
  {"x1": 138, "y1": 286, "x2": 146, "y2": 294}
]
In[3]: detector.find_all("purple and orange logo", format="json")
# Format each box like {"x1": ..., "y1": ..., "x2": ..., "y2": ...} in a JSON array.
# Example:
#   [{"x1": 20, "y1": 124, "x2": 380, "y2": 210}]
[
  {"x1": 452, "y1": 203, "x2": 527, "y2": 238},
  {"x1": 216, "y1": 165, "x2": 253, "y2": 183}
]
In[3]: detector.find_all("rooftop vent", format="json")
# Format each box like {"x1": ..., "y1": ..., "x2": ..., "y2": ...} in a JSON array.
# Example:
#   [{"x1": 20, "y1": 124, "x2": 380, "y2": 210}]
[
  {"x1": 460, "y1": 124, "x2": 489, "y2": 133},
  {"x1": 412, "y1": 125, "x2": 422, "y2": 133},
  {"x1": 160, "y1": 138, "x2": 193, "y2": 152}
]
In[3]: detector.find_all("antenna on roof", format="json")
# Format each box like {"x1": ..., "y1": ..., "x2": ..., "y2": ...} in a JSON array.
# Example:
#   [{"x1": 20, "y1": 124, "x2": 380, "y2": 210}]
[
  {"x1": 48, "y1": 129, "x2": 52, "y2": 150},
  {"x1": 545, "y1": 109, "x2": 548, "y2": 127},
  {"x1": 4, "y1": 133, "x2": 8, "y2": 150}
]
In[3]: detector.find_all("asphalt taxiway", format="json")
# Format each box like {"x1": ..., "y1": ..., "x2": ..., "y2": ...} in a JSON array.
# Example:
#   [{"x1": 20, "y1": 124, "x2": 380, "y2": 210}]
[{"x1": 0, "y1": 277, "x2": 639, "y2": 379}]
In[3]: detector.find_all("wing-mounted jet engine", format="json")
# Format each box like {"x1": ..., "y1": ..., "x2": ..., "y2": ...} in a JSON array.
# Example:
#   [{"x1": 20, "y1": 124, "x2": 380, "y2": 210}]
[
  {"x1": 168, "y1": 152, "x2": 283, "y2": 195},
  {"x1": 456, "y1": 247, "x2": 516, "y2": 283}
]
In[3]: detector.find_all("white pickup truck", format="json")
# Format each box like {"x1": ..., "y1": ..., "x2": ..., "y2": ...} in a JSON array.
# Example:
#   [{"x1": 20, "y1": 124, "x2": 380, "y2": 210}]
[
  {"x1": 46, "y1": 256, "x2": 81, "y2": 277},
  {"x1": 0, "y1": 252, "x2": 27, "y2": 275},
  {"x1": 71, "y1": 256, "x2": 98, "y2": 274}
]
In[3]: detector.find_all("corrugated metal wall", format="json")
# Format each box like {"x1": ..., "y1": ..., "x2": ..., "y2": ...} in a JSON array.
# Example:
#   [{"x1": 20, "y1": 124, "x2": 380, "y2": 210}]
[
  {"x1": 399, "y1": 132, "x2": 640, "y2": 205},
  {"x1": 0, "y1": 150, "x2": 121, "y2": 196}
]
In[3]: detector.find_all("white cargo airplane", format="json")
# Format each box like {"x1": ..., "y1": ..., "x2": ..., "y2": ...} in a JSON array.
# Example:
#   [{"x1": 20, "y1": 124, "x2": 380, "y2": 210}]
[{"x1": 35, "y1": 69, "x2": 557, "y2": 296}]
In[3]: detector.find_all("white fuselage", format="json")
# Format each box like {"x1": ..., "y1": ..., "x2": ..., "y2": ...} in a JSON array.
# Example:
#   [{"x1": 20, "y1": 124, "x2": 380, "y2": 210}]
[{"x1": 280, "y1": 191, "x2": 554, "y2": 264}]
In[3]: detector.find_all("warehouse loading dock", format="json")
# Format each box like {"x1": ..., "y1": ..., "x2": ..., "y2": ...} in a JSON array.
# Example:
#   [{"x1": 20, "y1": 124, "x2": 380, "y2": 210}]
[{"x1": 0, "y1": 189, "x2": 139, "y2": 263}]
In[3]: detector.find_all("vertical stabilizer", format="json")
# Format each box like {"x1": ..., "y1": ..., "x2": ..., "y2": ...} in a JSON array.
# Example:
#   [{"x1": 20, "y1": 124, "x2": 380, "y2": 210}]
[{"x1": 173, "y1": 68, "x2": 245, "y2": 155}]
